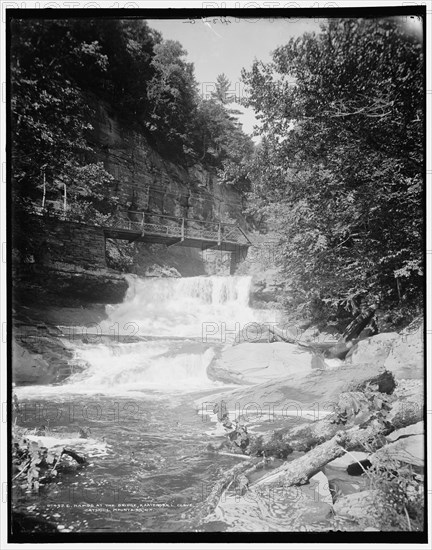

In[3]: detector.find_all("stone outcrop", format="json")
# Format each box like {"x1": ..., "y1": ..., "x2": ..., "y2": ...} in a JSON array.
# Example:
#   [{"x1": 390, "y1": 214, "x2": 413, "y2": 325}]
[
  {"x1": 346, "y1": 322, "x2": 424, "y2": 380},
  {"x1": 345, "y1": 332, "x2": 399, "y2": 365},
  {"x1": 13, "y1": 263, "x2": 128, "y2": 307},
  {"x1": 207, "y1": 342, "x2": 312, "y2": 385},
  {"x1": 200, "y1": 355, "x2": 393, "y2": 413},
  {"x1": 13, "y1": 337, "x2": 80, "y2": 386},
  {"x1": 333, "y1": 491, "x2": 381, "y2": 528}
]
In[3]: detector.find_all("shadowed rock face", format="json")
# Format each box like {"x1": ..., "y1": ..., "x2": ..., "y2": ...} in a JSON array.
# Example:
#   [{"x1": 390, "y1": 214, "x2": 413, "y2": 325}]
[
  {"x1": 13, "y1": 339, "x2": 79, "y2": 386},
  {"x1": 13, "y1": 265, "x2": 129, "y2": 307},
  {"x1": 12, "y1": 295, "x2": 112, "y2": 386}
]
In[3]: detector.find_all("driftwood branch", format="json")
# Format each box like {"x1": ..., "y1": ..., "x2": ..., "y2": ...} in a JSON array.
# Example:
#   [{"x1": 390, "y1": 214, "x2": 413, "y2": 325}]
[{"x1": 62, "y1": 448, "x2": 87, "y2": 465}]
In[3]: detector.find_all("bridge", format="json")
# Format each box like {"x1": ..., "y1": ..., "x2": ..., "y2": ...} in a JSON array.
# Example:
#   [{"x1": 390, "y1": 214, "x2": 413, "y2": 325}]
[
  {"x1": 104, "y1": 211, "x2": 250, "y2": 250},
  {"x1": 32, "y1": 204, "x2": 252, "y2": 273},
  {"x1": 103, "y1": 211, "x2": 251, "y2": 273}
]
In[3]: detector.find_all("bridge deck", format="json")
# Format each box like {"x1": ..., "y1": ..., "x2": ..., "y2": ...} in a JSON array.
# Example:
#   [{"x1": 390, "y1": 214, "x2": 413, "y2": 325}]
[{"x1": 103, "y1": 211, "x2": 251, "y2": 253}]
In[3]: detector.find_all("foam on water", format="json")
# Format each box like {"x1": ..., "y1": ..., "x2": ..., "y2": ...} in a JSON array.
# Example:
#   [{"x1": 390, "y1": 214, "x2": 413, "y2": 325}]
[
  {"x1": 16, "y1": 275, "x2": 277, "y2": 397},
  {"x1": 100, "y1": 274, "x2": 272, "y2": 339}
]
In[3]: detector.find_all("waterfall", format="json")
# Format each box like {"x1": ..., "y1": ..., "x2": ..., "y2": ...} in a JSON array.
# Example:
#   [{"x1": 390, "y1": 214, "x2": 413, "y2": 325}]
[
  {"x1": 100, "y1": 274, "x2": 259, "y2": 340},
  {"x1": 16, "y1": 275, "x2": 277, "y2": 397}
]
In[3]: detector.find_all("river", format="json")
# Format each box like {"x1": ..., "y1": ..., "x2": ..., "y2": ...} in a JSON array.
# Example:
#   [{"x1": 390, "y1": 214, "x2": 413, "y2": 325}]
[{"x1": 13, "y1": 275, "x2": 337, "y2": 533}]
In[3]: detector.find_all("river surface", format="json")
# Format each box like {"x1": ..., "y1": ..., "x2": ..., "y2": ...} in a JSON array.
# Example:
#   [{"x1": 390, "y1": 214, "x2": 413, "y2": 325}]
[{"x1": 13, "y1": 276, "x2": 337, "y2": 532}]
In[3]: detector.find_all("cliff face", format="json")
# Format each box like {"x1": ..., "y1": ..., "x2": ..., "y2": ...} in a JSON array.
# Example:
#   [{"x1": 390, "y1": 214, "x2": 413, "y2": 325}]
[
  {"x1": 13, "y1": 99, "x2": 248, "y2": 311},
  {"x1": 88, "y1": 99, "x2": 246, "y2": 226},
  {"x1": 82, "y1": 98, "x2": 248, "y2": 278}
]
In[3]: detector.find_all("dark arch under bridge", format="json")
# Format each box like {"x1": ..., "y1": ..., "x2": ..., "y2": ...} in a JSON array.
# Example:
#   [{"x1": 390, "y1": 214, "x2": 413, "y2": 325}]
[{"x1": 103, "y1": 211, "x2": 251, "y2": 273}]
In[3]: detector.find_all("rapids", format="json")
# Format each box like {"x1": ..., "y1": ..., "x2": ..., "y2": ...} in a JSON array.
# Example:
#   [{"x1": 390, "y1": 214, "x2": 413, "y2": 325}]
[
  {"x1": 16, "y1": 275, "x2": 277, "y2": 397},
  {"x1": 17, "y1": 275, "x2": 333, "y2": 533}
]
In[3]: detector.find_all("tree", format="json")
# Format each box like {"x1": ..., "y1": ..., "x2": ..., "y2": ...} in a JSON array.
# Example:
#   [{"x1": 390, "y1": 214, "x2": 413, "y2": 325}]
[
  {"x1": 191, "y1": 98, "x2": 254, "y2": 191},
  {"x1": 242, "y1": 17, "x2": 424, "y2": 319},
  {"x1": 211, "y1": 73, "x2": 234, "y2": 104},
  {"x1": 146, "y1": 39, "x2": 199, "y2": 156},
  {"x1": 10, "y1": 19, "x2": 117, "y2": 219}
]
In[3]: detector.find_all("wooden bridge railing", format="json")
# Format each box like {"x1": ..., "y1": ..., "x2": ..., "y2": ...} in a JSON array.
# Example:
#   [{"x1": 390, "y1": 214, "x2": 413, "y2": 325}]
[{"x1": 109, "y1": 211, "x2": 250, "y2": 245}]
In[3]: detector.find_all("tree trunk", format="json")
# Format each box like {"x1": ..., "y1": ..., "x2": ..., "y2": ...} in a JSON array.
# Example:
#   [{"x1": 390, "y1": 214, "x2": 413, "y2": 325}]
[{"x1": 341, "y1": 307, "x2": 376, "y2": 342}]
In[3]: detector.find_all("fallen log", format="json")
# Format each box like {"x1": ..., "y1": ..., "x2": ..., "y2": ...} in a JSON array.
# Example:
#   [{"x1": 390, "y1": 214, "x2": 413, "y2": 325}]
[
  {"x1": 254, "y1": 431, "x2": 347, "y2": 487},
  {"x1": 62, "y1": 448, "x2": 87, "y2": 465},
  {"x1": 253, "y1": 371, "x2": 397, "y2": 455},
  {"x1": 252, "y1": 398, "x2": 423, "y2": 488},
  {"x1": 196, "y1": 395, "x2": 423, "y2": 523}
]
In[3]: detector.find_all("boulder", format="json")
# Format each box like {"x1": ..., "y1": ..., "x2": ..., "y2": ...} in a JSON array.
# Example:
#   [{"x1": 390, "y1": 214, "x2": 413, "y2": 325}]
[
  {"x1": 13, "y1": 341, "x2": 55, "y2": 385},
  {"x1": 384, "y1": 323, "x2": 423, "y2": 379},
  {"x1": 371, "y1": 434, "x2": 424, "y2": 468},
  {"x1": 197, "y1": 361, "x2": 386, "y2": 419},
  {"x1": 346, "y1": 332, "x2": 399, "y2": 365},
  {"x1": 333, "y1": 490, "x2": 381, "y2": 528},
  {"x1": 299, "y1": 471, "x2": 333, "y2": 506},
  {"x1": 207, "y1": 342, "x2": 312, "y2": 385},
  {"x1": 386, "y1": 421, "x2": 423, "y2": 442}
]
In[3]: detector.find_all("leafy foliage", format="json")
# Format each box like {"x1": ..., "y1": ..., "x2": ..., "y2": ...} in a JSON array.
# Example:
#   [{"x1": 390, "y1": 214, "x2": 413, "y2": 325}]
[
  {"x1": 146, "y1": 39, "x2": 198, "y2": 157},
  {"x1": 366, "y1": 456, "x2": 424, "y2": 531},
  {"x1": 11, "y1": 19, "x2": 254, "y2": 224},
  {"x1": 11, "y1": 19, "x2": 119, "y2": 220},
  {"x1": 242, "y1": 18, "x2": 424, "y2": 320},
  {"x1": 12, "y1": 429, "x2": 87, "y2": 493}
]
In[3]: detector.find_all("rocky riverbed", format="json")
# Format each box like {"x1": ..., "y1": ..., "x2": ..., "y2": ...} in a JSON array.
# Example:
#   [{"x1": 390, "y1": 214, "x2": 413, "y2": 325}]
[{"x1": 11, "y1": 283, "x2": 425, "y2": 533}]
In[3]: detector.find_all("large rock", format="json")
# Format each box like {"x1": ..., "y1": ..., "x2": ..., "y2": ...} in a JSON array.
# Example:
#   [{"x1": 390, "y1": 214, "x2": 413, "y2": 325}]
[
  {"x1": 197, "y1": 360, "x2": 386, "y2": 419},
  {"x1": 13, "y1": 329, "x2": 82, "y2": 385},
  {"x1": 386, "y1": 421, "x2": 424, "y2": 442},
  {"x1": 13, "y1": 341, "x2": 54, "y2": 385},
  {"x1": 346, "y1": 332, "x2": 399, "y2": 366},
  {"x1": 346, "y1": 325, "x2": 424, "y2": 380},
  {"x1": 384, "y1": 322, "x2": 423, "y2": 379},
  {"x1": 299, "y1": 471, "x2": 333, "y2": 506},
  {"x1": 372, "y1": 434, "x2": 424, "y2": 468},
  {"x1": 207, "y1": 342, "x2": 312, "y2": 385},
  {"x1": 333, "y1": 490, "x2": 380, "y2": 528}
]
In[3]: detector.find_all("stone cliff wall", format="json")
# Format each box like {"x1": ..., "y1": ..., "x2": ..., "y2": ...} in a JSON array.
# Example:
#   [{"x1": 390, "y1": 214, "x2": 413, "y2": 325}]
[
  {"x1": 87, "y1": 99, "x2": 246, "y2": 226},
  {"x1": 12, "y1": 98, "x2": 248, "y2": 310},
  {"x1": 12, "y1": 215, "x2": 128, "y2": 306},
  {"x1": 16, "y1": 216, "x2": 107, "y2": 270}
]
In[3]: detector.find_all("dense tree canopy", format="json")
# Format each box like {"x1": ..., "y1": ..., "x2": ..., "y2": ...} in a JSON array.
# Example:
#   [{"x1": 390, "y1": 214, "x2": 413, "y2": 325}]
[
  {"x1": 11, "y1": 18, "x2": 253, "y2": 223},
  {"x1": 242, "y1": 17, "x2": 423, "y2": 319}
]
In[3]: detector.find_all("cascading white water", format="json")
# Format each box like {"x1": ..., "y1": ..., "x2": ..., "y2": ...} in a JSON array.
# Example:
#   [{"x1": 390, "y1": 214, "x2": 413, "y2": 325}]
[
  {"x1": 16, "y1": 275, "x2": 278, "y2": 397},
  {"x1": 100, "y1": 274, "x2": 263, "y2": 340}
]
